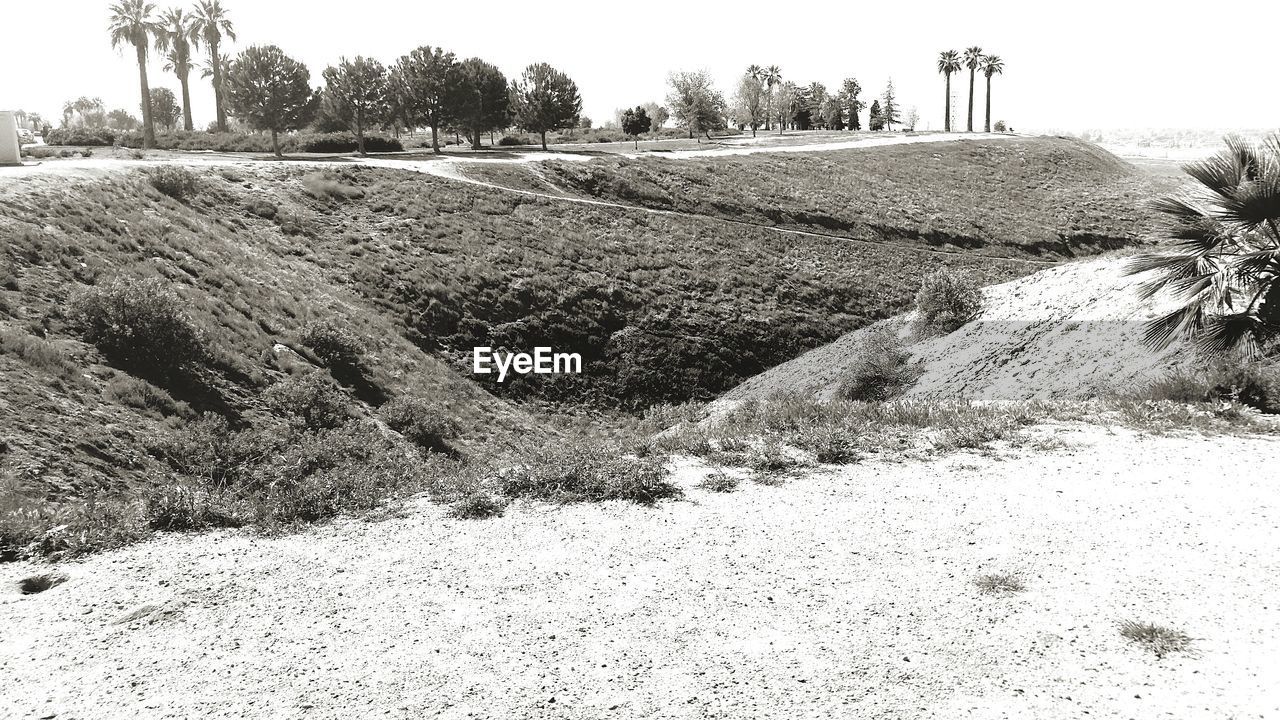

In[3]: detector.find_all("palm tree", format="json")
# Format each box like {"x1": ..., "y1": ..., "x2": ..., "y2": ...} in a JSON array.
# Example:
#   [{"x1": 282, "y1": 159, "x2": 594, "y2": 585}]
[
  {"x1": 191, "y1": 0, "x2": 236, "y2": 133},
  {"x1": 979, "y1": 54, "x2": 1003, "y2": 133},
  {"x1": 963, "y1": 46, "x2": 983, "y2": 132},
  {"x1": 1124, "y1": 135, "x2": 1280, "y2": 358},
  {"x1": 746, "y1": 64, "x2": 763, "y2": 81},
  {"x1": 763, "y1": 65, "x2": 780, "y2": 130},
  {"x1": 108, "y1": 0, "x2": 162, "y2": 149},
  {"x1": 937, "y1": 50, "x2": 961, "y2": 132},
  {"x1": 156, "y1": 7, "x2": 199, "y2": 131}
]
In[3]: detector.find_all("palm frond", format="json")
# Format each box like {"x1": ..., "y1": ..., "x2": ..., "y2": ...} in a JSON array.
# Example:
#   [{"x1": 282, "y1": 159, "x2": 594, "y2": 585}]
[
  {"x1": 1215, "y1": 175, "x2": 1280, "y2": 229},
  {"x1": 1140, "y1": 305, "x2": 1206, "y2": 350},
  {"x1": 1195, "y1": 313, "x2": 1264, "y2": 358}
]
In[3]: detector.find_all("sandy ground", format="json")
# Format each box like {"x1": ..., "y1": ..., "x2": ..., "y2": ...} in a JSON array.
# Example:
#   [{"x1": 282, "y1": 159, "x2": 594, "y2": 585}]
[
  {"x1": 2, "y1": 424, "x2": 1278, "y2": 719},
  {"x1": 713, "y1": 254, "x2": 1195, "y2": 413}
]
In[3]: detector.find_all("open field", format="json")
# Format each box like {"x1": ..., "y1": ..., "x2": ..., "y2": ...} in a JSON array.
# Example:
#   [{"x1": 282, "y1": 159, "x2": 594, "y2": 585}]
[{"x1": 3, "y1": 425, "x2": 1277, "y2": 719}]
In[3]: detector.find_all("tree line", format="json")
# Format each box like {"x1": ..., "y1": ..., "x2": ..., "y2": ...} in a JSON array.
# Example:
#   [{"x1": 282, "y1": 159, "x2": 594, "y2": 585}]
[{"x1": 105, "y1": 0, "x2": 584, "y2": 156}]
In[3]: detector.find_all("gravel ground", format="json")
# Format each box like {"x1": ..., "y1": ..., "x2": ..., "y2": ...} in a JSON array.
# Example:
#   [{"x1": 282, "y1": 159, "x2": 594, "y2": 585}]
[{"x1": 3, "y1": 424, "x2": 1278, "y2": 719}]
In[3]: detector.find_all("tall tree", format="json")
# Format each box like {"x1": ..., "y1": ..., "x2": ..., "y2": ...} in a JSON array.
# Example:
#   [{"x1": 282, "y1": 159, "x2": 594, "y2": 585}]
[
  {"x1": 963, "y1": 46, "x2": 983, "y2": 132},
  {"x1": 1124, "y1": 135, "x2": 1280, "y2": 357},
  {"x1": 730, "y1": 73, "x2": 767, "y2": 136},
  {"x1": 868, "y1": 99, "x2": 883, "y2": 131},
  {"x1": 839, "y1": 78, "x2": 863, "y2": 130},
  {"x1": 763, "y1": 65, "x2": 781, "y2": 130},
  {"x1": 511, "y1": 62, "x2": 582, "y2": 151},
  {"x1": 395, "y1": 46, "x2": 459, "y2": 154},
  {"x1": 937, "y1": 50, "x2": 961, "y2": 132},
  {"x1": 980, "y1": 54, "x2": 1004, "y2": 133},
  {"x1": 322, "y1": 56, "x2": 389, "y2": 155},
  {"x1": 454, "y1": 58, "x2": 510, "y2": 150},
  {"x1": 620, "y1": 106, "x2": 651, "y2": 149},
  {"x1": 191, "y1": 0, "x2": 235, "y2": 133},
  {"x1": 881, "y1": 79, "x2": 900, "y2": 131},
  {"x1": 772, "y1": 81, "x2": 798, "y2": 134},
  {"x1": 640, "y1": 102, "x2": 669, "y2": 132},
  {"x1": 224, "y1": 45, "x2": 316, "y2": 157},
  {"x1": 62, "y1": 97, "x2": 107, "y2": 128},
  {"x1": 155, "y1": 7, "x2": 198, "y2": 131},
  {"x1": 146, "y1": 87, "x2": 182, "y2": 131},
  {"x1": 108, "y1": 0, "x2": 162, "y2": 148},
  {"x1": 106, "y1": 108, "x2": 141, "y2": 130},
  {"x1": 666, "y1": 70, "x2": 726, "y2": 139}
]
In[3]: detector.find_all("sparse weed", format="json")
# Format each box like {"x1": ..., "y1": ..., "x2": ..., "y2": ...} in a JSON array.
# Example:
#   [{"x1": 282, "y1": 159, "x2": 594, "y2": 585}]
[
  {"x1": 448, "y1": 493, "x2": 506, "y2": 519},
  {"x1": 974, "y1": 572, "x2": 1026, "y2": 594},
  {"x1": 501, "y1": 439, "x2": 680, "y2": 505},
  {"x1": 1119, "y1": 620, "x2": 1193, "y2": 658},
  {"x1": 699, "y1": 471, "x2": 740, "y2": 493}
]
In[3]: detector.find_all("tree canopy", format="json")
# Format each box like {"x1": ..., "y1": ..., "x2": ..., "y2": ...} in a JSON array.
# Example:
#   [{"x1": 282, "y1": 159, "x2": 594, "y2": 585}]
[
  {"x1": 225, "y1": 45, "x2": 316, "y2": 156},
  {"x1": 511, "y1": 62, "x2": 582, "y2": 150},
  {"x1": 322, "y1": 56, "x2": 390, "y2": 155},
  {"x1": 455, "y1": 58, "x2": 511, "y2": 150},
  {"x1": 666, "y1": 70, "x2": 727, "y2": 139}
]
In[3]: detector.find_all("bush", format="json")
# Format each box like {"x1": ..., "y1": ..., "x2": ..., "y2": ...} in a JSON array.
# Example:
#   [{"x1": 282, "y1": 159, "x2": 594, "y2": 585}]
[
  {"x1": 263, "y1": 372, "x2": 352, "y2": 430},
  {"x1": 838, "y1": 328, "x2": 922, "y2": 401},
  {"x1": 301, "y1": 172, "x2": 366, "y2": 201},
  {"x1": 448, "y1": 493, "x2": 505, "y2": 519},
  {"x1": 1, "y1": 493, "x2": 148, "y2": 561},
  {"x1": 914, "y1": 269, "x2": 983, "y2": 335},
  {"x1": 148, "y1": 165, "x2": 199, "y2": 201},
  {"x1": 379, "y1": 396, "x2": 459, "y2": 452},
  {"x1": 45, "y1": 127, "x2": 116, "y2": 146},
  {"x1": 68, "y1": 278, "x2": 209, "y2": 382},
  {"x1": 296, "y1": 133, "x2": 403, "y2": 153},
  {"x1": 104, "y1": 374, "x2": 188, "y2": 416},
  {"x1": 497, "y1": 135, "x2": 526, "y2": 146},
  {"x1": 299, "y1": 319, "x2": 366, "y2": 375},
  {"x1": 1129, "y1": 362, "x2": 1280, "y2": 414},
  {"x1": 501, "y1": 439, "x2": 680, "y2": 504}
]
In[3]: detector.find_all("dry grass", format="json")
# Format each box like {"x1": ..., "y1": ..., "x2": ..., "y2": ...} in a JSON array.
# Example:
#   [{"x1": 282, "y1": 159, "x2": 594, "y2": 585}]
[
  {"x1": 974, "y1": 572, "x2": 1026, "y2": 594},
  {"x1": 1119, "y1": 620, "x2": 1193, "y2": 658}
]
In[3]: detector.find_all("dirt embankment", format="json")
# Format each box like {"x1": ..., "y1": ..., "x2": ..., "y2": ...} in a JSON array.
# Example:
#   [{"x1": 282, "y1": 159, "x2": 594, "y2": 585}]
[{"x1": 712, "y1": 254, "x2": 1194, "y2": 413}]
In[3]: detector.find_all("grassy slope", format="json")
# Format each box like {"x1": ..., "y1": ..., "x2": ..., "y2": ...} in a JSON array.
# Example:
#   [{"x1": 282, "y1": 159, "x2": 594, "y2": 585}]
[
  {"x1": 467, "y1": 137, "x2": 1162, "y2": 259},
  {"x1": 0, "y1": 167, "x2": 542, "y2": 499},
  {"x1": 0, "y1": 138, "x2": 1157, "y2": 501}
]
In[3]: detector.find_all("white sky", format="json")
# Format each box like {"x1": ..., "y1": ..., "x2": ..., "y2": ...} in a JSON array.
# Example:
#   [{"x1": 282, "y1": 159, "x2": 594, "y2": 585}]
[{"x1": 2, "y1": 0, "x2": 1276, "y2": 133}]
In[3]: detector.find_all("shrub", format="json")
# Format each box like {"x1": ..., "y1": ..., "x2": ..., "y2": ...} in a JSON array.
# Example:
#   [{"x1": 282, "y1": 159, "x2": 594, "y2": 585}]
[
  {"x1": 501, "y1": 440, "x2": 680, "y2": 504},
  {"x1": 2, "y1": 495, "x2": 148, "y2": 561},
  {"x1": 148, "y1": 166, "x2": 199, "y2": 201},
  {"x1": 837, "y1": 328, "x2": 922, "y2": 401},
  {"x1": 246, "y1": 199, "x2": 278, "y2": 219},
  {"x1": 262, "y1": 372, "x2": 352, "y2": 430},
  {"x1": 0, "y1": 329, "x2": 78, "y2": 378},
  {"x1": 302, "y1": 172, "x2": 366, "y2": 201},
  {"x1": 68, "y1": 278, "x2": 209, "y2": 382},
  {"x1": 45, "y1": 127, "x2": 116, "y2": 146},
  {"x1": 745, "y1": 441, "x2": 804, "y2": 480},
  {"x1": 299, "y1": 319, "x2": 367, "y2": 377},
  {"x1": 295, "y1": 133, "x2": 403, "y2": 153},
  {"x1": 104, "y1": 374, "x2": 188, "y2": 416},
  {"x1": 699, "y1": 471, "x2": 739, "y2": 493},
  {"x1": 498, "y1": 135, "x2": 526, "y2": 146},
  {"x1": 379, "y1": 396, "x2": 460, "y2": 453},
  {"x1": 1131, "y1": 362, "x2": 1280, "y2": 414},
  {"x1": 143, "y1": 482, "x2": 248, "y2": 530},
  {"x1": 913, "y1": 269, "x2": 984, "y2": 335},
  {"x1": 448, "y1": 493, "x2": 505, "y2": 519}
]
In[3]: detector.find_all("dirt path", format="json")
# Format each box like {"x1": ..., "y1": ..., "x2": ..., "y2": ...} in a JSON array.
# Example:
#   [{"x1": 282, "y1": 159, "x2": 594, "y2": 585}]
[{"x1": 3, "y1": 424, "x2": 1277, "y2": 719}]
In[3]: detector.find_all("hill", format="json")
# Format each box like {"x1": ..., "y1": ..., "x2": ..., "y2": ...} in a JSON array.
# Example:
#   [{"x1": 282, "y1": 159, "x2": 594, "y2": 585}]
[{"x1": 708, "y1": 254, "x2": 1213, "y2": 415}]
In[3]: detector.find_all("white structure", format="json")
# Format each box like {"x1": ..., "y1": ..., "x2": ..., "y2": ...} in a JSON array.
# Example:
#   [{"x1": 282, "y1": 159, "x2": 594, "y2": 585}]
[{"x1": 0, "y1": 111, "x2": 20, "y2": 165}]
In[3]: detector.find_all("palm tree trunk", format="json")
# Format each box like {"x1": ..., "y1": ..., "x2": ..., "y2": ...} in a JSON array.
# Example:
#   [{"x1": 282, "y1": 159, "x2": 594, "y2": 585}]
[
  {"x1": 984, "y1": 75, "x2": 992, "y2": 133},
  {"x1": 966, "y1": 69, "x2": 975, "y2": 132},
  {"x1": 136, "y1": 44, "x2": 155, "y2": 149},
  {"x1": 211, "y1": 41, "x2": 227, "y2": 133},
  {"x1": 179, "y1": 71, "x2": 194, "y2": 131},
  {"x1": 944, "y1": 75, "x2": 952, "y2": 132}
]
